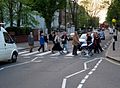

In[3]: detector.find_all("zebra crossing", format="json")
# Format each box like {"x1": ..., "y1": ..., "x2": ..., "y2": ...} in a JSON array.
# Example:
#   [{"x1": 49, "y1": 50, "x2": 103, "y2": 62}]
[{"x1": 19, "y1": 50, "x2": 82, "y2": 58}]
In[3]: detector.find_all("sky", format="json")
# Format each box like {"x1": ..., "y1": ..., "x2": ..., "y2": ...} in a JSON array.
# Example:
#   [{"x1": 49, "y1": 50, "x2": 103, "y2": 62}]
[{"x1": 78, "y1": 0, "x2": 111, "y2": 23}]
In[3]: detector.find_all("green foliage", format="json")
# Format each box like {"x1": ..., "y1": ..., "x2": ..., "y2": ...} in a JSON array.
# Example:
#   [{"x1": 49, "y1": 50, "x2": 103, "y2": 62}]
[
  {"x1": 106, "y1": 0, "x2": 120, "y2": 25},
  {"x1": 27, "y1": 0, "x2": 66, "y2": 33},
  {"x1": 0, "y1": 0, "x2": 39, "y2": 27}
]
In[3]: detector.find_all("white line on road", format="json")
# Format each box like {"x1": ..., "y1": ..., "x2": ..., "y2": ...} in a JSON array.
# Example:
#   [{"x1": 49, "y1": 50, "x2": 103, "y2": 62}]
[
  {"x1": 0, "y1": 57, "x2": 42, "y2": 71},
  {"x1": 3, "y1": 61, "x2": 31, "y2": 69},
  {"x1": 77, "y1": 84, "x2": 83, "y2": 88},
  {"x1": 66, "y1": 70, "x2": 87, "y2": 79},
  {"x1": 0, "y1": 68, "x2": 4, "y2": 71},
  {"x1": 84, "y1": 58, "x2": 101, "y2": 70},
  {"x1": 84, "y1": 75, "x2": 89, "y2": 79},
  {"x1": 31, "y1": 57, "x2": 38, "y2": 62},
  {"x1": 77, "y1": 59, "x2": 103, "y2": 88},
  {"x1": 31, "y1": 57, "x2": 42, "y2": 63},
  {"x1": 88, "y1": 71, "x2": 93, "y2": 75},
  {"x1": 50, "y1": 52, "x2": 60, "y2": 56},
  {"x1": 61, "y1": 57, "x2": 103, "y2": 88},
  {"x1": 18, "y1": 51, "x2": 29, "y2": 55},
  {"x1": 35, "y1": 51, "x2": 51, "y2": 56},
  {"x1": 81, "y1": 79, "x2": 86, "y2": 84},
  {"x1": 62, "y1": 78, "x2": 67, "y2": 88},
  {"x1": 22, "y1": 51, "x2": 39, "y2": 56},
  {"x1": 33, "y1": 60, "x2": 42, "y2": 63},
  {"x1": 65, "y1": 51, "x2": 81, "y2": 57}
]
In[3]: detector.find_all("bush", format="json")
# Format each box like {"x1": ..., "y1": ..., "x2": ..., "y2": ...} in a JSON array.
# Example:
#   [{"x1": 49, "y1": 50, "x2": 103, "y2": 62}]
[{"x1": 5, "y1": 27, "x2": 32, "y2": 36}]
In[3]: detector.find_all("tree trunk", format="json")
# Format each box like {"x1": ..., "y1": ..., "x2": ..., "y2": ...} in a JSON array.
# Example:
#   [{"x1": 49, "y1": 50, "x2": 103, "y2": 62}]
[
  {"x1": 45, "y1": 19, "x2": 52, "y2": 34},
  {"x1": 17, "y1": 2, "x2": 22, "y2": 27},
  {"x1": 9, "y1": 0, "x2": 13, "y2": 27},
  {"x1": 58, "y1": 10, "x2": 62, "y2": 30}
]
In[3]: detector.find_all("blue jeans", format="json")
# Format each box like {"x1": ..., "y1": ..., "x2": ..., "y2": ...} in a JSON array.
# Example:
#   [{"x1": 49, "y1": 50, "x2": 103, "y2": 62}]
[{"x1": 63, "y1": 44, "x2": 69, "y2": 52}]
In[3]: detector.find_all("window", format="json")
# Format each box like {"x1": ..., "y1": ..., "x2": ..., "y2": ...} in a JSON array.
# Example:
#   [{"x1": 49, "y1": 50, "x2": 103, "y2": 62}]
[{"x1": 3, "y1": 32, "x2": 14, "y2": 43}]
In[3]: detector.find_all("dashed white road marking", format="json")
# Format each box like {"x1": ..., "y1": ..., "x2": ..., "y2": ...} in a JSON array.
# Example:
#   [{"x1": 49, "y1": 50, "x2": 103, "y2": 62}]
[
  {"x1": 84, "y1": 75, "x2": 89, "y2": 79},
  {"x1": 61, "y1": 57, "x2": 103, "y2": 88},
  {"x1": 77, "y1": 59, "x2": 103, "y2": 88},
  {"x1": 81, "y1": 79, "x2": 86, "y2": 84},
  {"x1": 77, "y1": 84, "x2": 83, "y2": 88},
  {"x1": 88, "y1": 71, "x2": 93, "y2": 75}
]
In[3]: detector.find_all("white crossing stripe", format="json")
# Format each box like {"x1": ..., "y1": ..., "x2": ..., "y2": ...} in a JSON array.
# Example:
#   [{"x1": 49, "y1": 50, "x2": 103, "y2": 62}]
[
  {"x1": 65, "y1": 52, "x2": 74, "y2": 57},
  {"x1": 21, "y1": 51, "x2": 39, "y2": 56},
  {"x1": 35, "y1": 51, "x2": 51, "y2": 56},
  {"x1": 65, "y1": 51, "x2": 81, "y2": 57},
  {"x1": 50, "y1": 52, "x2": 60, "y2": 56},
  {"x1": 19, "y1": 51, "x2": 29, "y2": 55}
]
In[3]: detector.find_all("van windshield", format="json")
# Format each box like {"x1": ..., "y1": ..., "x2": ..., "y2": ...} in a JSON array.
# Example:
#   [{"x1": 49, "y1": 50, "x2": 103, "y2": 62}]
[{"x1": 3, "y1": 32, "x2": 14, "y2": 43}]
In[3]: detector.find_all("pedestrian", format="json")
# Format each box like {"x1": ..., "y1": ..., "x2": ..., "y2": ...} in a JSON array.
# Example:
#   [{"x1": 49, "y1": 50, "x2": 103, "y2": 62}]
[
  {"x1": 52, "y1": 31, "x2": 63, "y2": 54},
  {"x1": 86, "y1": 32, "x2": 93, "y2": 56},
  {"x1": 61, "y1": 32, "x2": 69, "y2": 53},
  {"x1": 48, "y1": 31, "x2": 54, "y2": 51},
  {"x1": 28, "y1": 32, "x2": 34, "y2": 52},
  {"x1": 38, "y1": 32, "x2": 45, "y2": 52},
  {"x1": 99, "y1": 29, "x2": 105, "y2": 40},
  {"x1": 72, "y1": 31, "x2": 80, "y2": 55},
  {"x1": 44, "y1": 33, "x2": 48, "y2": 51},
  {"x1": 93, "y1": 32, "x2": 103, "y2": 53},
  {"x1": 86, "y1": 32, "x2": 92, "y2": 45},
  {"x1": 108, "y1": 27, "x2": 113, "y2": 34}
]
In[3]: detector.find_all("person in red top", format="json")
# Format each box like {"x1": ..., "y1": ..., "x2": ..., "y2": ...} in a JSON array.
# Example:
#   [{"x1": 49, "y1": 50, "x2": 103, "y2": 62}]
[{"x1": 93, "y1": 32, "x2": 103, "y2": 53}]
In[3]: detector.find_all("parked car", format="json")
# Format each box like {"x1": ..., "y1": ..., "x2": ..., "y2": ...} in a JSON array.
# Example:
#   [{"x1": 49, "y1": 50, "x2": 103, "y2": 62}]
[{"x1": 0, "y1": 26, "x2": 18, "y2": 62}]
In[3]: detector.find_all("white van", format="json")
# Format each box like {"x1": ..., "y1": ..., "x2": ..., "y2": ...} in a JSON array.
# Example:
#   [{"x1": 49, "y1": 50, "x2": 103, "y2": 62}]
[{"x1": 0, "y1": 26, "x2": 18, "y2": 62}]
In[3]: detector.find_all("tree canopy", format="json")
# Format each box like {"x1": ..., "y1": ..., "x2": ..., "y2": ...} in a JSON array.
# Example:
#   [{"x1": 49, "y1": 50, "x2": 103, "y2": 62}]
[
  {"x1": 20, "y1": 0, "x2": 66, "y2": 33},
  {"x1": 106, "y1": 0, "x2": 120, "y2": 25}
]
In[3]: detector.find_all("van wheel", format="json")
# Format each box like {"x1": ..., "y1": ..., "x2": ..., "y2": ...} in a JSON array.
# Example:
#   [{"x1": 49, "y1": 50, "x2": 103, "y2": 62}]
[{"x1": 11, "y1": 52, "x2": 18, "y2": 63}]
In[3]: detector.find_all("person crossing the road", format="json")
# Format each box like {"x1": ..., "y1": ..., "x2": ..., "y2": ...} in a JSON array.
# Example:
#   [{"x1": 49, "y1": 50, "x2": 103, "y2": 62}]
[
  {"x1": 38, "y1": 32, "x2": 45, "y2": 52},
  {"x1": 52, "y1": 31, "x2": 64, "y2": 54},
  {"x1": 93, "y1": 32, "x2": 103, "y2": 53},
  {"x1": 28, "y1": 32, "x2": 34, "y2": 52},
  {"x1": 61, "y1": 32, "x2": 69, "y2": 53},
  {"x1": 72, "y1": 31, "x2": 80, "y2": 56}
]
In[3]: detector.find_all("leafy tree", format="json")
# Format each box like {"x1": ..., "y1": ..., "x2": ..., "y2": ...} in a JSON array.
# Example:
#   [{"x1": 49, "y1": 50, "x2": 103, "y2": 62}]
[
  {"x1": 0, "y1": 0, "x2": 5, "y2": 22},
  {"x1": 106, "y1": 0, "x2": 120, "y2": 25},
  {"x1": 20, "y1": 0, "x2": 66, "y2": 33},
  {"x1": 77, "y1": 6, "x2": 90, "y2": 28}
]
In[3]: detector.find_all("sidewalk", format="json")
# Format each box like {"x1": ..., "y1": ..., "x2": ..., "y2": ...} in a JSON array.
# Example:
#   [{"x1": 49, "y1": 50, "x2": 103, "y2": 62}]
[
  {"x1": 106, "y1": 32, "x2": 120, "y2": 62},
  {"x1": 16, "y1": 41, "x2": 39, "y2": 51}
]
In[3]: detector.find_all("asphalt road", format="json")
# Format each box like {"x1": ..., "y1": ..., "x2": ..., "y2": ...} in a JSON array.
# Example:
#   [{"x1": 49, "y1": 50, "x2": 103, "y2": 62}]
[{"x1": 0, "y1": 30, "x2": 120, "y2": 88}]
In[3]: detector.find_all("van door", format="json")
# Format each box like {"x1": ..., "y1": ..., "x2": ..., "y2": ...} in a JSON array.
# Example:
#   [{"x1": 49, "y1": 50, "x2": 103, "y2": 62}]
[
  {"x1": 0, "y1": 32, "x2": 6, "y2": 60},
  {"x1": 3, "y1": 32, "x2": 15, "y2": 59}
]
